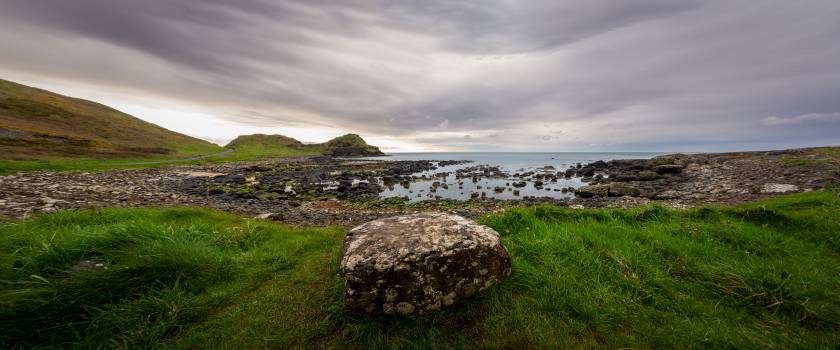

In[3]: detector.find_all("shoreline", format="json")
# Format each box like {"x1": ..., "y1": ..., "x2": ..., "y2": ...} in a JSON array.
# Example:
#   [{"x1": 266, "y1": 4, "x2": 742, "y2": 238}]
[{"x1": 1, "y1": 146, "x2": 837, "y2": 226}]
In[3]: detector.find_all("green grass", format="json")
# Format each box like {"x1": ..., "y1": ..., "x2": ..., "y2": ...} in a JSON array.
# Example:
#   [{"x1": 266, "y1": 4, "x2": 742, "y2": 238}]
[
  {"x1": 0, "y1": 147, "x2": 315, "y2": 175},
  {"x1": 2, "y1": 192, "x2": 839, "y2": 349},
  {"x1": 778, "y1": 147, "x2": 840, "y2": 167},
  {"x1": 220, "y1": 141, "x2": 326, "y2": 161},
  {"x1": 224, "y1": 133, "x2": 383, "y2": 160},
  {"x1": 1, "y1": 79, "x2": 223, "y2": 162},
  {"x1": 0, "y1": 155, "x2": 219, "y2": 174}
]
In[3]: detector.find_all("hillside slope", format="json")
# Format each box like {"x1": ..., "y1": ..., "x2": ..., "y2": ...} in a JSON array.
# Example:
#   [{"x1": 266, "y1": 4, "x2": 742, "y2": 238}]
[
  {"x1": 0, "y1": 79, "x2": 222, "y2": 160},
  {"x1": 225, "y1": 133, "x2": 384, "y2": 157}
]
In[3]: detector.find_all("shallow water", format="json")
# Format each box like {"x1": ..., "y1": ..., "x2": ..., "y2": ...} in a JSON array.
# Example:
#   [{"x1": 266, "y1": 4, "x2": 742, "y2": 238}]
[{"x1": 358, "y1": 152, "x2": 663, "y2": 202}]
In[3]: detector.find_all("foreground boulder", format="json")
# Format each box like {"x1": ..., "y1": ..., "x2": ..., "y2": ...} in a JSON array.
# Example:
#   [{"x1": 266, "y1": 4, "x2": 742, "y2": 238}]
[{"x1": 341, "y1": 213, "x2": 512, "y2": 315}]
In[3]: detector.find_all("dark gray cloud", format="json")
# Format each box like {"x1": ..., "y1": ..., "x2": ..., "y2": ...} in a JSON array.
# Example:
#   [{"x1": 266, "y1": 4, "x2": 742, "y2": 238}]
[{"x1": 1, "y1": 0, "x2": 838, "y2": 151}]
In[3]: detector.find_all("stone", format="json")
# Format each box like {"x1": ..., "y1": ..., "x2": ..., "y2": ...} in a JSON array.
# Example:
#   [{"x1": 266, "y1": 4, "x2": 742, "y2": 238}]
[
  {"x1": 637, "y1": 170, "x2": 659, "y2": 181},
  {"x1": 575, "y1": 183, "x2": 611, "y2": 198},
  {"x1": 608, "y1": 182, "x2": 641, "y2": 197},
  {"x1": 654, "y1": 190, "x2": 682, "y2": 199},
  {"x1": 761, "y1": 183, "x2": 799, "y2": 193},
  {"x1": 341, "y1": 213, "x2": 512, "y2": 315},
  {"x1": 591, "y1": 160, "x2": 608, "y2": 169},
  {"x1": 579, "y1": 167, "x2": 596, "y2": 177},
  {"x1": 655, "y1": 164, "x2": 684, "y2": 174}
]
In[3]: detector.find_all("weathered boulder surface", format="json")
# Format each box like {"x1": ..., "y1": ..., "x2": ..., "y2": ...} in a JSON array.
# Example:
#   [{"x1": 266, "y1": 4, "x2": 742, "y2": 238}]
[
  {"x1": 655, "y1": 164, "x2": 684, "y2": 174},
  {"x1": 575, "y1": 183, "x2": 611, "y2": 198},
  {"x1": 341, "y1": 213, "x2": 512, "y2": 315},
  {"x1": 608, "y1": 182, "x2": 641, "y2": 197},
  {"x1": 577, "y1": 182, "x2": 641, "y2": 198}
]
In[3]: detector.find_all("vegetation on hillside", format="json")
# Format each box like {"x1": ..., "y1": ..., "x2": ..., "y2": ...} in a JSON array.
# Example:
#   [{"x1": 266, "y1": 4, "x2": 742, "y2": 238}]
[
  {"x1": 224, "y1": 134, "x2": 325, "y2": 159},
  {"x1": 0, "y1": 79, "x2": 222, "y2": 160},
  {"x1": 2, "y1": 191, "x2": 838, "y2": 348},
  {"x1": 322, "y1": 133, "x2": 384, "y2": 156},
  {"x1": 779, "y1": 146, "x2": 840, "y2": 167},
  {"x1": 224, "y1": 133, "x2": 383, "y2": 159},
  {"x1": 0, "y1": 79, "x2": 385, "y2": 174}
]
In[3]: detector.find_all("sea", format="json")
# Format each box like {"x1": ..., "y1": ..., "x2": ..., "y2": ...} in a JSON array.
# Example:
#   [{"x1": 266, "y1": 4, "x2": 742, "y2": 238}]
[{"x1": 355, "y1": 152, "x2": 663, "y2": 202}]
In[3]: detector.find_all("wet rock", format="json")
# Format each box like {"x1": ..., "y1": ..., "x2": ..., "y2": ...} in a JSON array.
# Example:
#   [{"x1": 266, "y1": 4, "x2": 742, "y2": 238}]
[
  {"x1": 608, "y1": 182, "x2": 641, "y2": 197},
  {"x1": 341, "y1": 213, "x2": 512, "y2": 315},
  {"x1": 591, "y1": 160, "x2": 608, "y2": 169},
  {"x1": 579, "y1": 167, "x2": 596, "y2": 177},
  {"x1": 576, "y1": 184, "x2": 611, "y2": 198},
  {"x1": 655, "y1": 164, "x2": 684, "y2": 174},
  {"x1": 637, "y1": 170, "x2": 659, "y2": 181}
]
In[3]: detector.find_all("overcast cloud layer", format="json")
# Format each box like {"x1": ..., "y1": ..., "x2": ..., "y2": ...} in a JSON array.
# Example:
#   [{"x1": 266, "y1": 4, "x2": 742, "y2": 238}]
[{"x1": 1, "y1": 0, "x2": 839, "y2": 151}]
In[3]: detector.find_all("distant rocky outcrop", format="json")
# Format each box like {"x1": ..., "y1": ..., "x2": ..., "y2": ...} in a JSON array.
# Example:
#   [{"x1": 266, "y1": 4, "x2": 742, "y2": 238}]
[
  {"x1": 341, "y1": 213, "x2": 511, "y2": 315},
  {"x1": 323, "y1": 133, "x2": 384, "y2": 156},
  {"x1": 225, "y1": 133, "x2": 384, "y2": 157}
]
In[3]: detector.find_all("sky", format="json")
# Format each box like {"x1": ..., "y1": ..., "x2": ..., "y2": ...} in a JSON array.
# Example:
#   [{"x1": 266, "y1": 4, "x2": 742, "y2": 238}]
[{"x1": 1, "y1": 1, "x2": 839, "y2": 152}]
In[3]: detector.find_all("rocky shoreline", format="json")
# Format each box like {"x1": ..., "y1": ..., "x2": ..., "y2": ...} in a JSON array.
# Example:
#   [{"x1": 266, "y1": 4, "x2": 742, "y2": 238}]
[{"x1": 1, "y1": 147, "x2": 837, "y2": 226}]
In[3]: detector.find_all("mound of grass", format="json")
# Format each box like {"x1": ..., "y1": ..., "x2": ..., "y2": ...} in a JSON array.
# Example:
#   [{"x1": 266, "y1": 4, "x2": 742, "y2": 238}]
[
  {"x1": 2, "y1": 192, "x2": 839, "y2": 348},
  {"x1": 223, "y1": 134, "x2": 326, "y2": 160},
  {"x1": 223, "y1": 133, "x2": 384, "y2": 160},
  {"x1": 322, "y1": 133, "x2": 384, "y2": 156}
]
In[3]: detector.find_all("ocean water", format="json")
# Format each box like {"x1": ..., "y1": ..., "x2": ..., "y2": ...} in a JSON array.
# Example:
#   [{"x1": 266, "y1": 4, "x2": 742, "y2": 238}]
[{"x1": 357, "y1": 152, "x2": 663, "y2": 202}]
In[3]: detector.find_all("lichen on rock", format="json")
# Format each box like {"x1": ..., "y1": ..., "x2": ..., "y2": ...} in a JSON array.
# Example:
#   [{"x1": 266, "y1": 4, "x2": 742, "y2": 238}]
[{"x1": 341, "y1": 213, "x2": 512, "y2": 315}]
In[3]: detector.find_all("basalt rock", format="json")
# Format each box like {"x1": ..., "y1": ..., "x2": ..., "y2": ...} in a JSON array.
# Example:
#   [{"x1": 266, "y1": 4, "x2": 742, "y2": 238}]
[
  {"x1": 637, "y1": 170, "x2": 659, "y2": 181},
  {"x1": 655, "y1": 164, "x2": 684, "y2": 174},
  {"x1": 608, "y1": 182, "x2": 641, "y2": 197},
  {"x1": 341, "y1": 213, "x2": 512, "y2": 315},
  {"x1": 576, "y1": 182, "x2": 640, "y2": 198}
]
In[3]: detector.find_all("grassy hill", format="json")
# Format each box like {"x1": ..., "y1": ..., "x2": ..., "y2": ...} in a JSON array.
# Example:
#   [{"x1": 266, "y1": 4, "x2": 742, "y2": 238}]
[
  {"x1": 322, "y1": 133, "x2": 384, "y2": 156},
  {"x1": 1, "y1": 190, "x2": 838, "y2": 348},
  {"x1": 0, "y1": 79, "x2": 383, "y2": 175},
  {"x1": 0, "y1": 79, "x2": 222, "y2": 164},
  {"x1": 225, "y1": 133, "x2": 384, "y2": 158},
  {"x1": 224, "y1": 134, "x2": 325, "y2": 159}
]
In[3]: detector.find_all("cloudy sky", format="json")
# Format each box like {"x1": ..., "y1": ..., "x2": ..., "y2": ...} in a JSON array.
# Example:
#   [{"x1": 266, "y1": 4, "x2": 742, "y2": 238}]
[{"x1": 1, "y1": 1, "x2": 839, "y2": 152}]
